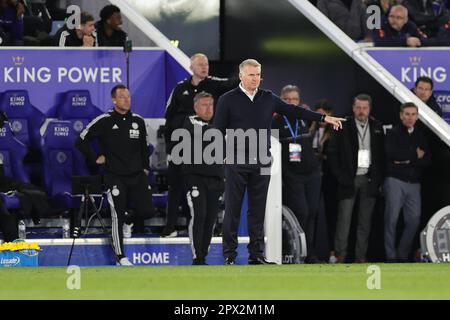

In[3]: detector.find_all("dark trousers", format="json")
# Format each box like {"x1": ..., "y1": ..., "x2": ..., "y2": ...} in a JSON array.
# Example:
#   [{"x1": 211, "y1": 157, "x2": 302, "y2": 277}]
[
  {"x1": 335, "y1": 175, "x2": 376, "y2": 260},
  {"x1": 105, "y1": 171, "x2": 153, "y2": 258},
  {"x1": 165, "y1": 162, "x2": 185, "y2": 229},
  {"x1": 282, "y1": 168, "x2": 321, "y2": 257},
  {"x1": 384, "y1": 177, "x2": 421, "y2": 261},
  {"x1": 322, "y1": 170, "x2": 338, "y2": 252},
  {"x1": 0, "y1": 200, "x2": 18, "y2": 241},
  {"x1": 185, "y1": 174, "x2": 224, "y2": 261},
  {"x1": 223, "y1": 165, "x2": 271, "y2": 260}
]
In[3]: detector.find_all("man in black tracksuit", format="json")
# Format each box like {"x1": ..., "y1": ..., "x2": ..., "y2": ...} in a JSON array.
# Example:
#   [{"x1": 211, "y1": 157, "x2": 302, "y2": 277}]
[
  {"x1": 75, "y1": 84, "x2": 153, "y2": 266},
  {"x1": 178, "y1": 92, "x2": 224, "y2": 265},
  {"x1": 213, "y1": 59, "x2": 345, "y2": 265},
  {"x1": 163, "y1": 53, "x2": 238, "y2": 237}
]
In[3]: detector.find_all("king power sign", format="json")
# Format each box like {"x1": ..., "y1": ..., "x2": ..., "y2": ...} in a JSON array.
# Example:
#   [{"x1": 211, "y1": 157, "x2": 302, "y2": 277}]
[{"x1": 367, "y1": 49, "x2": 450, "y2": 90}]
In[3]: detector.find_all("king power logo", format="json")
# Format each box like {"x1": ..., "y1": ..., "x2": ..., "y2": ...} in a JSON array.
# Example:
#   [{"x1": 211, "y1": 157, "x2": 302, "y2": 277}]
[
  {"x1": 3, "y1": 56, "x2": 123, "y2": 84},
  {"x1": 401, "y1": 56, "x2": 447, "y2": 84}
]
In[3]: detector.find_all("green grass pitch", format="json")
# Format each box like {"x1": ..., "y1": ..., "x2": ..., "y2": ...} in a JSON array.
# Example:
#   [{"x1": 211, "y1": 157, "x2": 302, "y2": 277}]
[{"x1": 1, "y1": 264, "x2": 450, "y2": 300}]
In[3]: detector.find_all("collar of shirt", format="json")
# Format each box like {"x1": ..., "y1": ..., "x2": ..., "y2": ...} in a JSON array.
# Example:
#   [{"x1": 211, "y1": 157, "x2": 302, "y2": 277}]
[
  {"x1": 239, "y1": 82, "x2": 258, "y2": 102},
  {"x1": 355, "y1": 118, "x2": 369, "y2": 128}
]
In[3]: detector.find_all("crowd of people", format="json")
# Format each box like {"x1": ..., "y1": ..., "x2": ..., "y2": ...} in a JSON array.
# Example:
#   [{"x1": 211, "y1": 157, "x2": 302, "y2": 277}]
[
  {"x1": 0, "y1": 2, "x2": 448, "y2": 267},
  {"x1": 0, "y1": 1, "x2": 127, "y2": 47},
  {"x1": 317, "y1": 0, "x2": 450, "y2": 46}
]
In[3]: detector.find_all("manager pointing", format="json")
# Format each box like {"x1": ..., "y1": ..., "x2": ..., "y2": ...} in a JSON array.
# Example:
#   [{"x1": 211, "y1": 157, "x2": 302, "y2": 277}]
[{"x1": 213, "y1": 59, "x2": 345, "y2": 265}]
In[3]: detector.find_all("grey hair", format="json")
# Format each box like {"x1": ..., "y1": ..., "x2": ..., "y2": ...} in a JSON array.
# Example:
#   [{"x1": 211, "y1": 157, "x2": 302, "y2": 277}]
[
  {"x1": 280, "y1": 85, "x2": 300, "y2": 97},
  {"x1": 239, "y1": 59, "x2": 261, "y2": 74},
  {"x1": 193, "y1": 91, "x2": 213, "y2": 105}
]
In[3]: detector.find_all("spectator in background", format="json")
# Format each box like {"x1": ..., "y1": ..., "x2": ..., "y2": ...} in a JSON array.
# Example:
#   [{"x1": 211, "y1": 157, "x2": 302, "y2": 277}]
[
  {"x1": 310, "y1": 100, "x2": 339, "y2": 263},
  {"x1": 53, "y1": 11, "x2": 97, "y2": 47},
  {"x1": 317, "y1": 0, "x2": 370, "y2": 41},
  {"x1": 0, "y1": 0, "x2": 24, "y2": 45},
  {"x1": 384, "y1": 102, "x2": 431, "y2": 262},
  {"x1": 328, "y1": 94, "x2": 384, "y2": 263},
  {"x1": 373, "y1": 5, "x2": 432, "y2": 46},
  {"x1": 96, "y1": 4, "x2": 127, "y2": 47},
  {"x1": 413, "y1": 76, "x2": 442, "y2": 116},
  {"x1": 163, "y1": 53, "x2": 238, "y2": 238},
  {"x1": 404, "y1": 0, "x2": 450, "y2": 37},
  {"x1": 365, "y1": 0, "x2": 404, "y2": 14},
  {"x1": 272, "y1": 85, "x2": 322, "y2": 264},
  {"x1": 436, "y1": 18, "x2": 450, "y2": 45}
]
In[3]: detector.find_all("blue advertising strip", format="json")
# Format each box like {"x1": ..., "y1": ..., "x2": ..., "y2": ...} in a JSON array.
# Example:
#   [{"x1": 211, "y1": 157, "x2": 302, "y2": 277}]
[
  {"x1": 0, "y1": 48, "x2": 189, "y2": 118},
  {"x1": 33, "y1": 238, "x2": 250, "y2": 267}
]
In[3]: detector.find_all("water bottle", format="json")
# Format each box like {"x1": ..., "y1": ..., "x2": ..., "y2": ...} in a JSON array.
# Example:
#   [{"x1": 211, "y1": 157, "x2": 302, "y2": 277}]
[
  {"x1": 62, "y1": 218, "x2": 70, "y2": 239},
  {"x1": 18, "y1": 220, "x2": 26, "y2": 239}
]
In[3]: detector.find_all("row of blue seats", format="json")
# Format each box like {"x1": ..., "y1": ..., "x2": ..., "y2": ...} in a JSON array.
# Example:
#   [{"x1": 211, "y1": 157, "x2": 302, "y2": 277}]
[{"x1": 0, "y1": 89, "x2": 103, "y2": 150}]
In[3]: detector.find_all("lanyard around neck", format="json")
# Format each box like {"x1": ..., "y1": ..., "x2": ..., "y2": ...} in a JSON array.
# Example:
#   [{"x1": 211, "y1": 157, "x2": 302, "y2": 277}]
[{"x1": 283, "y1": 116, "x2": 299, "y2": 140}]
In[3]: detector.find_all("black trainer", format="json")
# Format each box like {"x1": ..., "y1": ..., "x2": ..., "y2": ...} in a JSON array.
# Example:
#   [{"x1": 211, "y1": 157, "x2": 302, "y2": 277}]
[
  {"x1": 160, "y1": 226, "x2": 178, "y2": 238},
  {"x1": 248, "y1": 257, "x2": 276, "y2": 265},
  {"x1": 192, "y1": 258, "x2": 207, "y2": 265},
  {"x1": 224, "y1": 257, "x2": 235, "y2": 265}
]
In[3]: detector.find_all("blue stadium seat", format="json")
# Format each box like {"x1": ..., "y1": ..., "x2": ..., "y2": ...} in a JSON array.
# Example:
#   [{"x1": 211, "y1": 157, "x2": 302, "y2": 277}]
[
  {"x1": 54, "y1": 90, "x2": 103, "y2": 134},
  {"x1": 0, "y1": 90, "x2": 46, "y2": 149},
  {"x1": 40, "y1": 121, "x2": 90, "y2": 209},
  {"x1": 0, "y1": 123, "x2": 30, "y2": 209}
]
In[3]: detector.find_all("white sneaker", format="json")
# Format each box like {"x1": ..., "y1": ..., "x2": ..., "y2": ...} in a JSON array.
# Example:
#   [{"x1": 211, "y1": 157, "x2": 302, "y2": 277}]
[
  {"x1": 329, "y1": 254, "x2": 338, "y2": 264},
  {"x1": 123, "y1": 223, "x2": 133, "y2": 238},
  {"x1": 117, "y1": 257, "x2": 134, "y2": 266}
]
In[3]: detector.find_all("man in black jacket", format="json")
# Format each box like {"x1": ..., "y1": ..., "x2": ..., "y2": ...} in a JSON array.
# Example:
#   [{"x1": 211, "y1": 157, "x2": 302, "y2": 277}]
[
  {"x1": 214, "y1": 59, "x2": 345, "y2": 265},
  {"x1": 373, "y1": 5, "x2": 430, "y2": 46},
  {"x1": 328, "y1": 94, "x2": 384, "y2": 263},
  {"x1": 413, "y1": 76, "x2": 442, "y2": 117},
  {"x1": 75, "y1": 84, "x2": 153, "y2": 266},
  {"x1": 271, "y1": 85, "x2": 322, "y2": 263},
  {"x1": 384, "y1": 102, "x2": 431, "y2": 262},
  {"x1": 95, "y1": 4, "x2": 127, "y2": 47},
  {"x1": 162, "y1": 53, "x2": 238, "y2": 238},
  {"x1": 178, "y1": 92, "x2": 224, "y2": 265}
]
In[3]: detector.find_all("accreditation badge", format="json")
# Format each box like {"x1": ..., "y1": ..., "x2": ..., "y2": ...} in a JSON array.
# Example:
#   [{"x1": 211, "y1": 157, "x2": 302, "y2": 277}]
[
  {"x1": 358, "y1": 149, "x2": 371, "y2": 168},
  {"x1": 289, "y1": 143, "x2": 302, "y2": 162}
]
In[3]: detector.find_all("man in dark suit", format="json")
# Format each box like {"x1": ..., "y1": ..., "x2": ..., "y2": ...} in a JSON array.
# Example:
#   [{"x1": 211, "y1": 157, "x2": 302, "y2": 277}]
[{"x1": 328, "y1": 94, "x2": 384, "y2": 263}]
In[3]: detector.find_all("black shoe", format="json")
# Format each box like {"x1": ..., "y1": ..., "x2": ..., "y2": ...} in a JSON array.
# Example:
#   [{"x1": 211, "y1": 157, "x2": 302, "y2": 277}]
[
  {"x1": 224, "y1": 257, "x2": 236, "y2": 265},
  {"x1": 192, "y1": 258, "x2": 207, "y2": 265},
  {"x1": 248, "y1": 257, "x2": 276, "y2": 265},
  {"x1": 160, "y1": 226, "x2": 178, "y2": 238},
  {"x1": 386, "y1": 258, "x2": 398, "y2": 263},
  {"x1": 304, "y1": 256, "x2": 322, "y2": 264}
]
